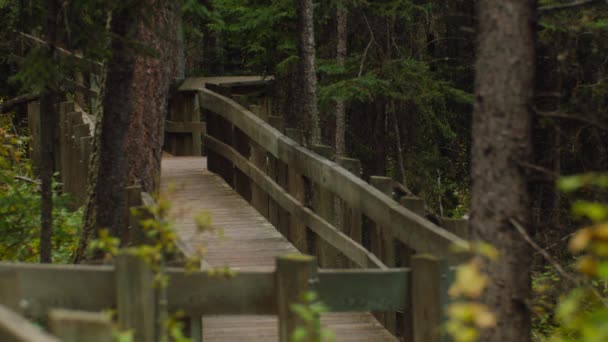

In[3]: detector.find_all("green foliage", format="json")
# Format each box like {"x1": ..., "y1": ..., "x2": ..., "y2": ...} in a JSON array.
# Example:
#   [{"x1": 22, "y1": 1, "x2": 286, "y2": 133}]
[
  {"x1": 291, "y1": 291, "x2": 334, "y2": 342},
  {"x1": 445, "y1": 243, "x2": 498, "y2": 342},
  {"x1": 0, "y1": 127, "x2": 81, "y2": 263},
  {"x1": 529, "y1": 173, "x2": 608, "y2": 341}
]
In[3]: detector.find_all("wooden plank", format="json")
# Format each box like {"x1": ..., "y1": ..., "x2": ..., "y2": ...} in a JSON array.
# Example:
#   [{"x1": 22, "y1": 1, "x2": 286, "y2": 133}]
[
  {"x1": 205, "y1": 136, "x2": 386, "y2": 269},
  {"x1": 286, "y1": 129, "x2": 309, "y2": 253},
  {"x1": 0, "y1": 263, "x2": 115, "y2": 319},
  {"x1": 165, "y1": 120, "x2": 206, "y2": 134},
  {"x1": 317, "y1": 269, "x2": 408, "y2": 312},
  {"x1": 198, "y1": 88, "x2": 469, "y2": 258},
  {"x1": 166, "y1": 270, "x2": 275, "y2": 315},
  {"x1": 312, "y1": 145, "x2": 345, "y2": 268},
  {"x1": 412, "y1": 255, "x2": 441, "y2": 342},
  {"x1": 398, "y1": 196, "x2": 424, "y2": 342},
  {"x1": 441, "y1": 218, "x2": 469, "y2": 240},
  {"x1": 0, "y1": 304, "x2": 59, "y2": 342},
  {"x1": 115, "y1": 254, "x2": 157, "y2": 342},
  {"x1": 48, "y1": 309, "x2": 113, "y2": 342},
  {"x1": 276, "y1": 254, "x2": 319, "y2": 342},
  {"x1": 0, "y1": 271, "x2": 21, "y2": 314}
]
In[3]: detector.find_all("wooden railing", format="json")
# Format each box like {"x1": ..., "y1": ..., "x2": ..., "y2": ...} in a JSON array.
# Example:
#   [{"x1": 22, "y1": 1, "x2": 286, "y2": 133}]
[
  {"x1": 0, "y1": 253, "x2": 450, "y2": 342},
  {"x1": 174, "y1": 84, "x2": 473, "y2": 340},
  {"x1": 27, "y1": 100, "x2": 94, "y2": 209}
]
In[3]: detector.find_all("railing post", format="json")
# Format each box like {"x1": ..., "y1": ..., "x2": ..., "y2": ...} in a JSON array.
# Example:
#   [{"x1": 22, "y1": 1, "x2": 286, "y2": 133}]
[
  {"x1": 276, "y1": 254, "x2": 319, "y2": 342},
  {"x1": 441, "y1": 218, "x2": 469, "y2": 240},
  {"x1": 250, "y1": 106, "x2": 270, "y2": 218},
  {"x1": 336, "y1": 157, "x2": 363, "y2": 267},
  {"x1": 48, "y1": 309, "x2": 113, "y2": 342},
  {"x1": 267, "y1": 116, "x2": 289, "y2": 238},
  {"x1": 311, "y1": 145, "x2": 346, "y2": 268},
  {"x1": 115, "y1": 253, "x2": 157, "y2": 342},
  {"x1": 398, "y1": 195, "x2": 425, "y2": 341},
  {"x1": 411, "y1": 255, "x2": 452, "y2": 342},
  {"x1": 167, "y1": 91, "x2": 200, "y2": 156},
  {"x1": 232, "y1": 127, "x2": 252, "y2": 201},
  {"x1": 286, "y1": 129, "x2": 308, "y2": 252},
  {"x1": 369, "y1": 176, "x2": 396, "y2": 333},
  {"x1": 0, "y1": 271, "x2": 21, "y2": 314}
]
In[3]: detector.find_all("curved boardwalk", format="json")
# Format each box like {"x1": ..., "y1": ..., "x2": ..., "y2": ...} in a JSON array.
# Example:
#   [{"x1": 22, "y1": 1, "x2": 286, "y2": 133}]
[{"x1": 161, "y1": 156, "x2": 396, "y2": 342}]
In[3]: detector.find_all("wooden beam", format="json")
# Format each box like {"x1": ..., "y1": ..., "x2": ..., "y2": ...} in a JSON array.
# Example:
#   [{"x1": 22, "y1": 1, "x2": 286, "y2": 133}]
[
  {"x1": 276, "y1": 254, "x2": 318, "y2": 342},
  {"x1": 0, "y1": 304, "x2": 59, "y2": 342},
  {"x1": 115, "y1": 254, "x2": 157, "y2": 341},
  {"x1": 0, "y1": 263, "x2": 115, "y2": 319},
  {"x1": 48, "y1": 309, "x2": 113, "y2": 342}
]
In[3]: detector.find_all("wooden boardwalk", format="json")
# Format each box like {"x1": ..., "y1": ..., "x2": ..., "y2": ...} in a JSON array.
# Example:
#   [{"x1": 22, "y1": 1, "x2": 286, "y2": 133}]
[{"x1": 160, "y1": 156, "x2": 397, "y2": 341}]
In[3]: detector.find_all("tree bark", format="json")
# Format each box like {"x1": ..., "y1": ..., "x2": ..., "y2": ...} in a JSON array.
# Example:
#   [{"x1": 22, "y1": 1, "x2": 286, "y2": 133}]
[
  {"x1": 471, "y1": 1, "x2": 536, "y2": 341},
  {"x1": 39, "y1": 0, "x2": 60, "y2": 263},
  {"x1": 334, "y1": 5, "x2": 347, "y2": 155},
  {"x1": 297, "y1": 0, "x2": 321, "y2": 145},
  {"x1": 75, "y1": 0, "x2": 178, "y2": 262}
]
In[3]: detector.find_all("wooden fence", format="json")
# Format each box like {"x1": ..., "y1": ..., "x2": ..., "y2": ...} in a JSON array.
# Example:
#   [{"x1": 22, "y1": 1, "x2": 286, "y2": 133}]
[
  {"x1": 162, "y1": 81, "x2": 472, "y2": 341},
  {"x1": 0, "y1": 252, "x2": 454, "y2": 342}
]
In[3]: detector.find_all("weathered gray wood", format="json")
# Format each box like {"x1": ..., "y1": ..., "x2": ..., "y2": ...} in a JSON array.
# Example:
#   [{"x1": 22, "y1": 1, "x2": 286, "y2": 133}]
[
  {"x1": 412, "y1": 255, "x2": 441, "y2": 342},
  {"x1": 167, "y1": 92, "x2": 201, "y2": 156},
  {"x1": 48, "y1": 309, "x2": 113, "y2": 342},
  {"x1": 0, "y1": 271, "x2": 21, "y2": 313},
  {"x1": 250, "y1": 140, "x2": 270, "y2": 218},
  {"x1": 0, "y1": 304, "x2": 59, "y2": 342},
  {"x1": 115, "y1": 254, "x2": 156, "y2": 342},
  {"x1": 276, "y1": 254, "x2": 318, "y2": 342},
  {"x1": 441, "y1": 218, "x2": 469, "y2": 240},
  {"x1": 205, "y1": 136, "x2": 385, "y2": 269},
  {"x1": 167, "y1": 270, "x2": 275, "y2": 315},
  {"x1": 198, "y1": 88, "x2": 469, "y2": 259},
  {"x1": 232, "y1": 127, "x2": 253, "y2": 202},
  {"x1": 400, "y1": 196, "x2": 425, "y2": 217},
  {"x1": 398, "y1": 196, "x2": 425, "y2": 342},
  {"x1": 337, "y1": 157, "x2": 363, "y2": 246},
  {"x1": 165, "y1": 120, "x2": 206, "y2": 134},
  {"x1": 285, "y1": 129, "x2": 309, "y2": 252},
  {"x1": 312, "y1": 145, "x2": 345, "y2": 268},
  {"x1": 268, "y1": 116, "x2": 285, "y2": 133},
  {"x1": 0, "y1": 263, "x2": 115, "y2": 319},
  {"x1": 370, "y1": 176, "x2": 396, "y2": 333},
  {"x1": 318, "y1": 269, "x2": 408, "y2": 312}
]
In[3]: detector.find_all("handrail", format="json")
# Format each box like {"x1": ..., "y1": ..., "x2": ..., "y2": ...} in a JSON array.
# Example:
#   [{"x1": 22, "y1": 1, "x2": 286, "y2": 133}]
[{"x1": 197, "y1": 87, "x2": 469, "y2": 259}]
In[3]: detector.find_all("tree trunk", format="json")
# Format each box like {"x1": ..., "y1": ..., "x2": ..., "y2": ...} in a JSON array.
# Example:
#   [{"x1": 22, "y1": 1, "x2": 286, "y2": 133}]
[
  {"x1": 75, "y1": 1, "x2": 178, "y2": 262},
  {"x1": 470, "y1": 1, "x2": 536, "y2": 341},
  {"x1": 334, "y1": 5, "x2": 347, "y2": 155},
  {"x1": 297, "y1": 0, "x2": 321, "y2": 145},
  {"x1": 39, "y1": 0, "x2": 60, "y2": 263}
]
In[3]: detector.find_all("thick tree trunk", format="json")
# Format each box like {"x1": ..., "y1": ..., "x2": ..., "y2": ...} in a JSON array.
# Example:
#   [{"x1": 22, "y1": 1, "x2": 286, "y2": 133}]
[
  {"x1": 39, "y1": 0, "x2": 60, "y2": 263},
  {"x1": 334, "y1": 5, "x2": 347, "y2": 155},
  {"x1": 75, "y1": 1, "x2": 178, "y2": 262},
  {"x1": 471, "y1": 1, "x2": 536, "y2": 341},
  {"x1": 297, "y1": 0, "x2": 321, "y2": 145}
]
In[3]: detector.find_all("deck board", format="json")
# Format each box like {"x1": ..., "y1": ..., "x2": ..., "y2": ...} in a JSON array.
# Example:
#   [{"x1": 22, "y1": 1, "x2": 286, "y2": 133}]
[{"x1": 161, "y1": 156, "x2": 397, "y2": 341}]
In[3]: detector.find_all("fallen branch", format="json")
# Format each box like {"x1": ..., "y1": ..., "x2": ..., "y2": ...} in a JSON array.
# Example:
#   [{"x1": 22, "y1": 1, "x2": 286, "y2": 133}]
[
  {"x1": 0, "y1": 93, "x2": 40, "y2": 113},
  {"x1": 14, "y1": 175, "x2": 41, "y2": 184},
  {"x1": 539, "y1": 0, "x2": 607, "y2": 13}
]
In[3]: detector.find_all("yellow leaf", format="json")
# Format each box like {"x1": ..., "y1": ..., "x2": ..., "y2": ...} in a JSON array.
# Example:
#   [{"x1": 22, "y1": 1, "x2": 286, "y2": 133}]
[{"x1": 569, "y1": 228, "x2": 592, "y2": 253}]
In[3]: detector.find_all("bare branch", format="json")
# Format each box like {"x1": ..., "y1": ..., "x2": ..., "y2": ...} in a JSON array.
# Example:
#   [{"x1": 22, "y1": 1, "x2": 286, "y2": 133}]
[
  {"x1": 534, "y1": 108, "x2": 608, "y2": 132},
  {"x1": 510, "y1": 219, "x2": 578, "y2": 285},
  {"x1": 539, "y1": 0, "x2": 607, "y2": 13}
]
